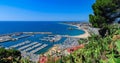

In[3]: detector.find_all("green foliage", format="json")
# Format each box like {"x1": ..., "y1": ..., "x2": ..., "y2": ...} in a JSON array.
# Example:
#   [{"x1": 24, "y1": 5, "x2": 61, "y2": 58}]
[
  {"x1": 89, "y1": 0, "x2": 120, "y2": 28},
  {"x1": 89, "y1": 14, "x2": 106, "y2": 27},
  {"x1": 58, "y1": 25, "x2": 120, "y2": 63},
  {"x1": 21, "y1": 58, "x2": 33, "y2": 63},
  {"x1": 115, "y1": 40, "x2": 120, "y2": 52},
  {"x1": 0, "y1": 48, "x2": 7, "y2": 58},
  {"x1": 0, "y1": 48, "x2": 21, "y2": 63}
]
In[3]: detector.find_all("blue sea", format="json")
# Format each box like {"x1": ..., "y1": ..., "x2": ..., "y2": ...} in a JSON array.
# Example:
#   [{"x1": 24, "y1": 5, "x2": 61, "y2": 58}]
[{"x1": 0, "y1": 21, "x2": 85, "y2": 54}]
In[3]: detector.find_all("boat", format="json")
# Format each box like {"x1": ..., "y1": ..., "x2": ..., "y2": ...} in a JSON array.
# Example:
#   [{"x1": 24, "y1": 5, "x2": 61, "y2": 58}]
[{"x1": 68, "y1": 27, "x2": 74, "y2": 30}]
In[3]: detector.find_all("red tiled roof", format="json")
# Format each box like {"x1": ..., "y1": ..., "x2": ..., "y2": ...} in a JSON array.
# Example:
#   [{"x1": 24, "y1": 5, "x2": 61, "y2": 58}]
[
  {"x1": 39, "y1": 56, "x2": 47, "y2": 63},
  {"x1": 67, "y1": 44, "x2": 84, "y2": 53}
]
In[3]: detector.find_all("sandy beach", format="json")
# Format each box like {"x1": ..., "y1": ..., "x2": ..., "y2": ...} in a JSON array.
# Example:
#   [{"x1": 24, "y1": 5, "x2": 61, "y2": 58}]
[
  {"x1": 69, "y1": 24, "x2": 90, "y2": 39},
  {"x1": 71, "y1": 28, "x2": 90, "y2": 38}
]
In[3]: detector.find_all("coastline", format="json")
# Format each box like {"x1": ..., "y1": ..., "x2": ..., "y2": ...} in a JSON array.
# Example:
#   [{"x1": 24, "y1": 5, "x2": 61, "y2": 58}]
[
  {"x1": 71, "y1": 25, "x2": 90, "y2": 38},
  {"x1": 61, "y1": 23, "x2": 90, "y2": 39},
  {"x1": 44, "y1": 23, "x2": 90, "y2": 55}
]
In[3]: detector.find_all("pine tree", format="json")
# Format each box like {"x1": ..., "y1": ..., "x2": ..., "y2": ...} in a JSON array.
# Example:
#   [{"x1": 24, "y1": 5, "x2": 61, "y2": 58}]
[{"x1": 89, "y1": 0, "x2": 120, "y2": 28}]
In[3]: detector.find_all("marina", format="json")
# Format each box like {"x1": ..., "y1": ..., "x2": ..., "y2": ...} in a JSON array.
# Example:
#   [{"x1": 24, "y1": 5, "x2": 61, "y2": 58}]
[
  {"x1": 0, "y1": 21, "x2": 87, "y2": 63},
  {"x1": 0, "y1": 32, "x2": 53, "y2": 43},
  {"x1": 23, "y1": 43, "x2": 42, "y2": 52},
  {"x1": 40, "y1": 35, "x2": 62, "y2": 42},
  {"x1": 18, "y1": 42, "x2": 39, "y2": 51},
  {"x1": 9, "y1": 40, "x2": 31, "y2": 48},
  {"x1": 0, "y1": 32, "x2": 67, "y2": 55},
  {"x1": 30, "y1": 44, "x2": 48, "y2": 54},
  {"x1": 0, "y1": 36, "x2": 13, "y2": 42},
  {"x1": 9, "y1": 40, "x2": 49, "y2": 54}
]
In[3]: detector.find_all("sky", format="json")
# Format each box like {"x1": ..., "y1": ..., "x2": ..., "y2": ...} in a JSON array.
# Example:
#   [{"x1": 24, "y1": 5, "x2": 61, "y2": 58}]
[{"x1": 0, "y1": 0, "x2": 95, "y2": 21}]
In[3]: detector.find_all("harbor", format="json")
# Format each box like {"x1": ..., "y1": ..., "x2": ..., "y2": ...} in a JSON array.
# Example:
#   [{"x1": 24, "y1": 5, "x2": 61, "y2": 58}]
[
  {"x1": 0, "y1": 32, "x2": 52, "y2": 43},
  {"x1": 0, "y1": 22, "x2": 90, "y2": 63},
  {"x1": 0, "y1": 31, "x2": 68, "y2": 54}
]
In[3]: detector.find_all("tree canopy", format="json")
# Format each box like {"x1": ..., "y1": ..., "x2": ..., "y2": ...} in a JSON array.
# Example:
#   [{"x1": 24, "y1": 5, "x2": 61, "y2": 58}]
[
  {"x1": 0, "y1": 48, "x2": 21, "y2": 63},
  {"x1": 89, "y1": 0, "x2": 120, "y2": 28}
]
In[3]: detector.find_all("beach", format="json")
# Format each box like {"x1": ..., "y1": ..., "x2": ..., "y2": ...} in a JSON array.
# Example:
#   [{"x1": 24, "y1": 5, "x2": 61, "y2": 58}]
[
  {"x1": 66, "y1": 23, "x2": 90, "y2": 39},
  {"x1": 71, "y1": 26, "x2": 90, "y2": 38}
]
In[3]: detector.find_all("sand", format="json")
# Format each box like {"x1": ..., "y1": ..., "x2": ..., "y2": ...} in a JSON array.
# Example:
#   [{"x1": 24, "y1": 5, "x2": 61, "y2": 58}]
[{"x1": 70, "y1": 24, "x2": 90, "y2": 39}]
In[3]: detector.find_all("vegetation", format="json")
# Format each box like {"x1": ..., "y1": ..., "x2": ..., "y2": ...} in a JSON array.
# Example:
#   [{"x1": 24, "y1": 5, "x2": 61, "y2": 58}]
[
  {"x1": 52, "y1": 24, "x2": 120, "y2": 63},
  {"x1": 89, "y1": 0, "x2": 120, "y2": 37},
  {"x1": 71, "y1": 28, "x2": 120, "y2": 63},
  {"x1": 0, "y1": 48, "x2": 34, "y2": 63},
  {"x1": 89, "y1": 0, "x2": 120, "y2": 28},
  {"x1": 0, "y1": 48, "x2": 21, "y2": 63}
]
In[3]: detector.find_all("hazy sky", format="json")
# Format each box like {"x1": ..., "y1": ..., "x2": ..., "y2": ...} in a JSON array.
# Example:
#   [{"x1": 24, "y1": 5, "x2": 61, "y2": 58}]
[{"x1": 0, "y1": 0, "x2": 95, "y2": 21}]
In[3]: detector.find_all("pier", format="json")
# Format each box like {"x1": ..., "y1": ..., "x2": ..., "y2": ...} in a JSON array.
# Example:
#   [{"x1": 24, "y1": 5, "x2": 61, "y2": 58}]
[
  {"x1": 9, "y1": 40, "x2": 48, "y2": 54},
  {"x1": 9, "y1": 40, "x2": 30, "y2": 48},
  {"x1": 0, "y1": 32, "x2": 52, "y2": 43},
  {"x1": 15, "y1": 35, "x2": 32, "y2": 40},
  {"x1": 0, "y1": 36, "x2": 13, "y2": 42},
  {"x1": 40, "y1": 35, "x2": 62, "y2": 42},
  {"x1": 23, "y1": 32, "x2": 52, "y2": 34},
  {"x1": 22, "y1": 43, "x2": 42, "y2": 52},
  {"x1": 30, "y1": 44, "x2": 48, "y2": 54},
  {"x1": 18, "y1": 42, "x2": 39, "y2": 50}
]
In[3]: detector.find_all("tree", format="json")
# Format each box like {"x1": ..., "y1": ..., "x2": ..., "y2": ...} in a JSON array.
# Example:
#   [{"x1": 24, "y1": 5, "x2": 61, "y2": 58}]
[
  {"x1": 89, "y1": 0, "x2": 120, "y2": 36},
  {"x1": 0, "y1": 48, "x2": 7, "y2": 59},
  {"x1": 89, "y1": 0, "x2": 120, "y2": 28},
  {"x1": 0, "y1": 48, "x2": 21, "y2": 63}
]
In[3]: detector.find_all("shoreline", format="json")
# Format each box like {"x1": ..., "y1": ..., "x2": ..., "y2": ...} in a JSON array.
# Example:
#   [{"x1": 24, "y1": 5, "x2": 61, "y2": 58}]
[
  {"x1": 44, "y1": 23, "x2": 90, "y2": 56},
  {"x1": 71, "y1": 25, "x2": 90, "y2": 38},
  {"x1": 62, "y1": 23, "x2": 90, "y2": 39}
]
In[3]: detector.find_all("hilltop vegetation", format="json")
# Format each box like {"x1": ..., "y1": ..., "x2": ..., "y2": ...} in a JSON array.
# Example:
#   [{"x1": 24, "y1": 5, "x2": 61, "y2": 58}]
[
  {"x1": 0, "y1": 48, "x2": 21, "y2": 63},
  {"x1": 89, "y1": 0, "x2": 120, "y2": 28}
]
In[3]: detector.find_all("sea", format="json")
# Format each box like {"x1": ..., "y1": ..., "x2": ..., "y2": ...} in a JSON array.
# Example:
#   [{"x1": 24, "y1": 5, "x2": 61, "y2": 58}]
[{"x1": 0, "y1": 21, "x2": 85, "y2": 54}]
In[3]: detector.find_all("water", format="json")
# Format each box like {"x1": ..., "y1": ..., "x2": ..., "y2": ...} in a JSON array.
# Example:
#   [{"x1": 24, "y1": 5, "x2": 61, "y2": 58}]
[{"x1": 0, "y1": 21, "x2": 85, "y2": 54}]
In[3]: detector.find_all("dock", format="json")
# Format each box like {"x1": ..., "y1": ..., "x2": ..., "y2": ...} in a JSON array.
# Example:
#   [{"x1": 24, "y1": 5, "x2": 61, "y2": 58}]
[
  {"x1": 0, "y1": 32, "x2": 53, "y2": 43},
  {"x1": 18, "y1": 42, "x2": 39, "y2": 50},
  {"x1": 23, "y1": 32, "x2": 52, "y2": 34},
  {"x1": 9, "y1": 40, "x2": 31, "y2": 48},
  {"x1": 30, "y1": 44, "x2": 48, "y2": 53},
  {"x1": 9, "y1": 40, "x2": 48, "y2": 54},
  {"x1": 22, "y1": 43, "x2": 42, "y2": 52}
]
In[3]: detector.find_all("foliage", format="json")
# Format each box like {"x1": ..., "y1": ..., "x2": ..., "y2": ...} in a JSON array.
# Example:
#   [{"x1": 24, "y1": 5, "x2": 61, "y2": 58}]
[
  {"x1": 20, "y1": 58, "x2": 34, "y2": 63},
  {"x1": 55, "y1": 24, "x2": 120, "y2": 63},
  {"x1": 89, "y1": 0, "x2": 120, "y2": 28},
  {"x1": 0, "y1": 48, "x2": 21, "y2": 63}
]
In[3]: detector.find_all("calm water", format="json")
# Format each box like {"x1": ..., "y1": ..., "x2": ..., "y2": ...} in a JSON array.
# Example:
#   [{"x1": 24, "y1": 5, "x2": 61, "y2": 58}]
[
  {"x1": 0, "y1": 21, "x2": 85, "y2": 54},
  {"x1": 0, "y1": 21, "x2": 84, "y2": 35}
]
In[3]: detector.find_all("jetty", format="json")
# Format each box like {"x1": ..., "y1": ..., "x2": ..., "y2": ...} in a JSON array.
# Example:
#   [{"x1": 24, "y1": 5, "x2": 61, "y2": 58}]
[
  {"x1": 22, "y1": 43, "x2": 42, "y2": 52},
  {"x1": 0, "y1": 32, "x2": 52, "y2": 43},
  {"x1": 40, "y1": 35, "x2": 62, "y2": 42},
  {"x1": 23, "y1": 32, "x2": 52, "y2": 35},
  {"x1": 30, "y1": 44, "x2": 48, "y2": 54},
  {"x1": 14, "y1": 35, "x2": 32, "y2": 40},
  {"x1": 9, "y1": 40, "x2": 30, "y2": 48},
  {"x1": 0, "y1": 36, "x2": 13, "y2": 42},
  {"x1": 9, "y1": 40, "x2": 48, "y2": 54},
  {"x1": 18, "y1": 42, "x2": 39, "y2": 50}
]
